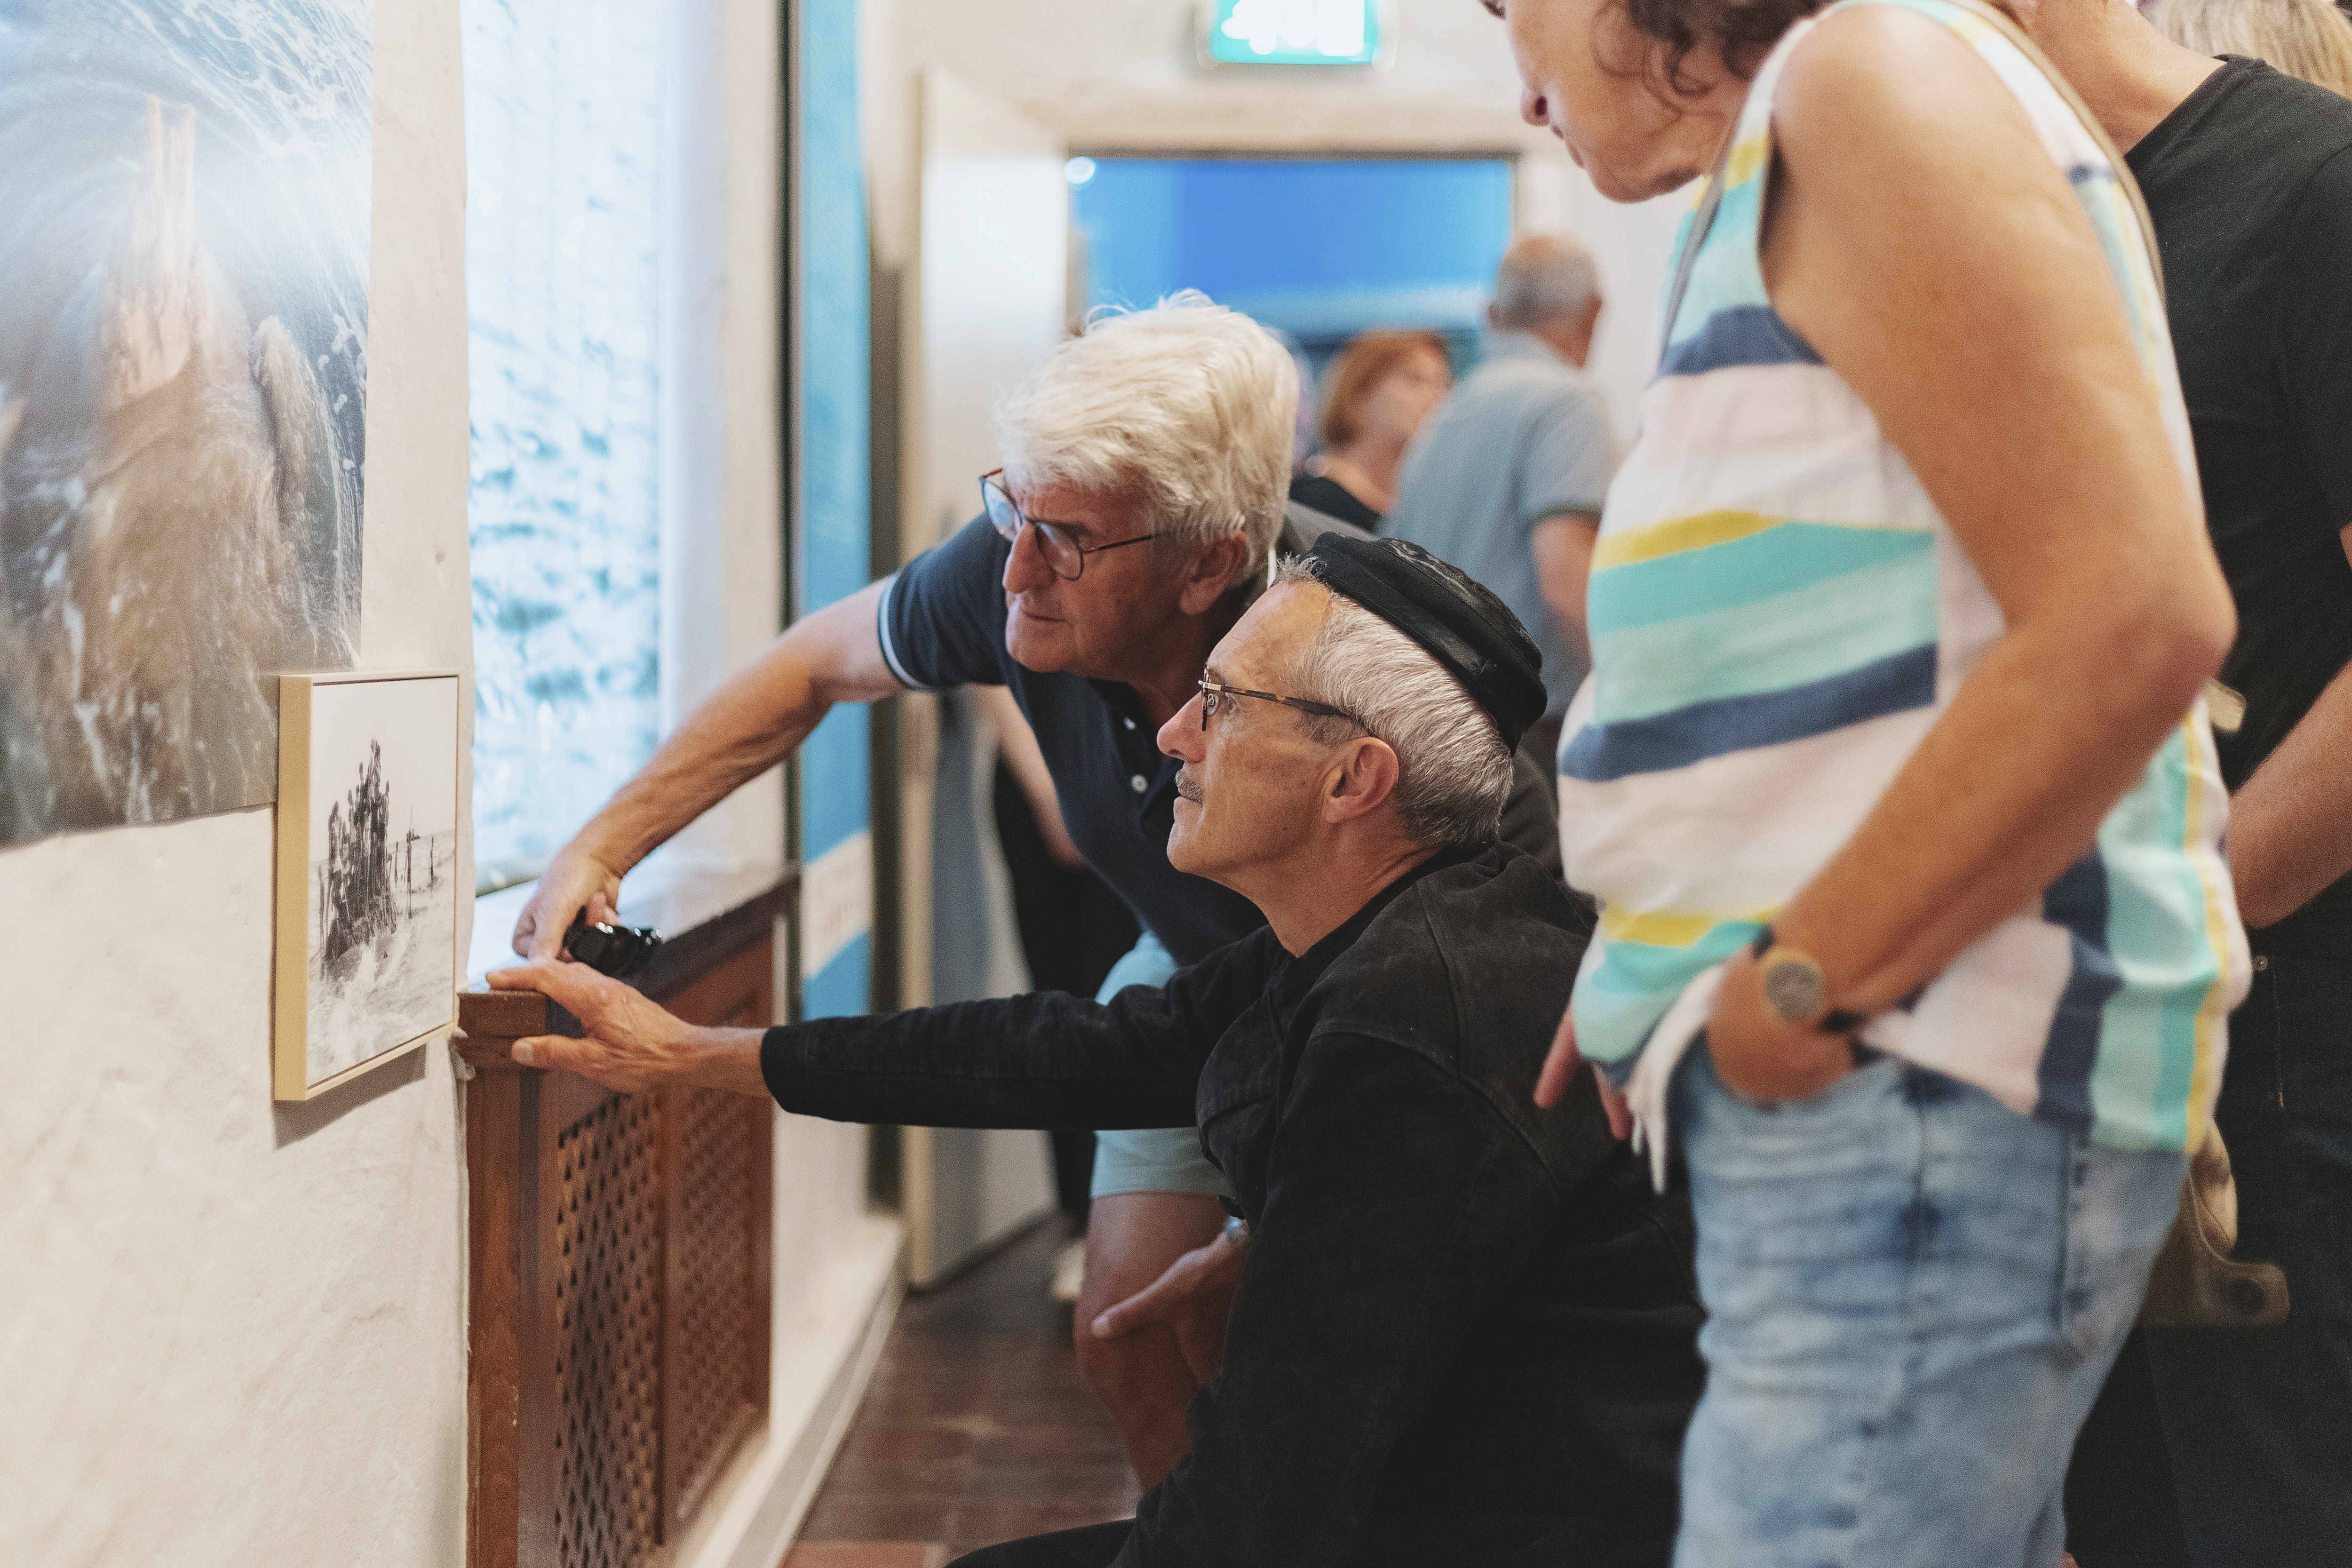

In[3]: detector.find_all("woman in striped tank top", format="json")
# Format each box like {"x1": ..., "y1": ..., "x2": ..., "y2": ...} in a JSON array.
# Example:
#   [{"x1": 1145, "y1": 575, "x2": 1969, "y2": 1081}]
[{"x1": 1485, "y1": 0, "x2": 2248, "y2": 1561}]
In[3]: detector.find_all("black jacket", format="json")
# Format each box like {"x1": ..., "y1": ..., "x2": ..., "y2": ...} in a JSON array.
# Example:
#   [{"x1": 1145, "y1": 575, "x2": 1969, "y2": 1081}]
[{"x1": 763, "y1": 843, "x2": 1702, "y2": 1567}]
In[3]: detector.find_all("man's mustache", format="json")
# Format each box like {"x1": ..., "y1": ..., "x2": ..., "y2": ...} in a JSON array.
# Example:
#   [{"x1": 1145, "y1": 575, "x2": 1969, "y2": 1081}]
[{"x1": 1175, "y1": 768, "x2": 1202, "y2": 804}]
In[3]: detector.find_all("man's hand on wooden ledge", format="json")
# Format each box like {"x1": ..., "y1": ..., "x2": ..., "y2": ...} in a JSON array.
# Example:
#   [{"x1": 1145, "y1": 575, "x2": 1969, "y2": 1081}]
[{"x1": 485, "y1": 960, "x2": 770, "y2": 1097}]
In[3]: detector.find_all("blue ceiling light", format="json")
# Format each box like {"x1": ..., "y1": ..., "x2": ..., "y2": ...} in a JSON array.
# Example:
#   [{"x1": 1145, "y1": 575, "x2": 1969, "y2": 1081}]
[{"x1": 1200, "y1": 0, "x2": 1388, "y2": 67}]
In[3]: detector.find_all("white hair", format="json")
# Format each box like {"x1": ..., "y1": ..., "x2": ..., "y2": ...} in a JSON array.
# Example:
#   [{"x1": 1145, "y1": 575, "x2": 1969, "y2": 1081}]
[
  {"x1": 1272, "y1": 563, "x2": 1513, "y2": 850},
  {"x1": 993, "y1": 292, "x2": 1297, "y2": 586},
  {"x1": 1490, "y1": 234, "x2": 1600, "y2": 332}
]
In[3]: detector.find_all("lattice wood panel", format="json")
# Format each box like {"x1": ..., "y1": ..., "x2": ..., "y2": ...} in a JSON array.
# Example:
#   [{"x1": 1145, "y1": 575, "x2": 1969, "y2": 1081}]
[
  {"x1": 465, "y1": 932, "x2": 780, "y2": 1568},
  {"x1": 664, "y1": 1088, "x2": 769, "y2": 1528},
  {"x1": 551, "y1": 1094, "x2": 664, "y2": 1568}
]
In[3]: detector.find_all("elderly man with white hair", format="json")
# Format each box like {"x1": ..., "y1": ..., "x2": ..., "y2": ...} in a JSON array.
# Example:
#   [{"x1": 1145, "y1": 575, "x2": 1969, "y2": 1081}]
[
  {"x1": 1386, "y1": 233, "x2": 1619, "y2": 773},
  {"x1": 512, "y1": 293, "x2": 1560, "y2": 1484},
  {"x1": 492, "y1": 535, "x2": 1703, "y2": 1568}
]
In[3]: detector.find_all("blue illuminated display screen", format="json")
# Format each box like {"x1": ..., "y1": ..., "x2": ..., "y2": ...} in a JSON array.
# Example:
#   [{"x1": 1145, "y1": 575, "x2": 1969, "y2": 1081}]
[
  {"x1": 1071, "y1": 157, "x2": 1511, "y2": 348},
  {"x1": 1204, "y1": 0, "x2": 1383, "y2": 66}
]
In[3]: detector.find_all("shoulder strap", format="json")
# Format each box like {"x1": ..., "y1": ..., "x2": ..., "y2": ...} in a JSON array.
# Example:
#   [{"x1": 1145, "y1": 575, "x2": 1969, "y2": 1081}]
[{"x1": 1658, "y1": 154, "x2": 1735, "y2": 364}]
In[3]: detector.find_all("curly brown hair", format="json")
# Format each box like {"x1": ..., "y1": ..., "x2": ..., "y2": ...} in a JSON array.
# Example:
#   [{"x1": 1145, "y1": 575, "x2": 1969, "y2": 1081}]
[
  {"x1": 1319, "y1": 330, "x2": 1452, "y2": 450},
  {"x1": 1481, "y1": 0, "x2": 1830, "y2": 95}
]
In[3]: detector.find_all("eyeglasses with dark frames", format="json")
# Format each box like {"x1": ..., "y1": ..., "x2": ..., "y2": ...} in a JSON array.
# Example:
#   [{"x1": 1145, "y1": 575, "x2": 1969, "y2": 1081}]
[
  {"x1": 1196, "y1": 678, "x2": 1361, "y2": 732},
  {"x1": 981, "y1": 470, "x2": 1157, "y2": 581}
]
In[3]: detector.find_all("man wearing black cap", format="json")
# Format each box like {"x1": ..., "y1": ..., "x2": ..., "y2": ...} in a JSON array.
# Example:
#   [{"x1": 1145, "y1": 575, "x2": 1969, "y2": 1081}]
[{"x1": 491, "y1": 537, "x2": 1703, "y2": 1568}]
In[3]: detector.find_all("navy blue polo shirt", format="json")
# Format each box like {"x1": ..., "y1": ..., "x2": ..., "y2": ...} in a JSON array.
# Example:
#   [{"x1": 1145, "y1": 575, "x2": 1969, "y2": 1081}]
[{"x1": 877, "y1": 514, "x2": 1265, "y2": 965}]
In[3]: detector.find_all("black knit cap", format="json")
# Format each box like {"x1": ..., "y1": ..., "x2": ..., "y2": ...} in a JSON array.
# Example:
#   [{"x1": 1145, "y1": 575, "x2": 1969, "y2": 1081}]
[{"x1": 1297, "y1": 535, "x2": 1549, "y2": 753}]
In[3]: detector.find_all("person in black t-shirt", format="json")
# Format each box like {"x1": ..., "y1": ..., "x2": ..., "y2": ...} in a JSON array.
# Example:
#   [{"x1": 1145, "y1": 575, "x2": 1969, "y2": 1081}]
[{"x1": 2016, "y1": 2, "x2": 2352, "y2": 1562}]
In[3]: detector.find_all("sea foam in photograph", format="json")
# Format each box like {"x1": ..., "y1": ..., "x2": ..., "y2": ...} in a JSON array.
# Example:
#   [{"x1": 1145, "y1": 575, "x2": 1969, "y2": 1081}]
[{"x1": 0, "y1": 0, "x2": 373, "y2": 846}]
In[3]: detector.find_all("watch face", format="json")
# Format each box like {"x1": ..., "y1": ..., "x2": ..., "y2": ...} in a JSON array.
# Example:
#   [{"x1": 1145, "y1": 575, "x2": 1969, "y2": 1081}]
[{"x1": 1761, "y1": 955, "x2": 1828, "y2": 1024}]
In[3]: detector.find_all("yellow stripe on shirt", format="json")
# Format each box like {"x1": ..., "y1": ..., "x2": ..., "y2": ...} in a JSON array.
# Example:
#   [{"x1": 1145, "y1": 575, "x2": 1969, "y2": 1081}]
[{"x1": 1593, "y1": 509, "x2": 1784, "y2": 571}]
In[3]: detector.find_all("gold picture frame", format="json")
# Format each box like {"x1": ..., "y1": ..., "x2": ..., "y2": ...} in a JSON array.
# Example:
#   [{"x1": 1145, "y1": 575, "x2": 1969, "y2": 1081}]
[{"x1": 274, "y1": 670, "x2": 462, "y2": 1101}]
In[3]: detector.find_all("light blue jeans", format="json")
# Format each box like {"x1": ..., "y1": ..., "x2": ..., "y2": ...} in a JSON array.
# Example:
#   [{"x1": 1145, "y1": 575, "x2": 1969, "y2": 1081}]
[
  {"x1": 1671, "y1": 1045, "x2": 2184, "y2": 1568},
  {"x1": 1088, "y1": 931, "x2": 1230, "y2": 1200}
]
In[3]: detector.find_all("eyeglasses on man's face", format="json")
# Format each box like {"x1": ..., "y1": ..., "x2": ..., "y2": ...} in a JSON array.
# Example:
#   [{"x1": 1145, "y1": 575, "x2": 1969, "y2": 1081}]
[
  {"x1": 1196, "y1": 678, "x2": 1360, "y2": 733},
  {"x1": 981, "y1": 470, "x2": 1157, "y2": 581}
]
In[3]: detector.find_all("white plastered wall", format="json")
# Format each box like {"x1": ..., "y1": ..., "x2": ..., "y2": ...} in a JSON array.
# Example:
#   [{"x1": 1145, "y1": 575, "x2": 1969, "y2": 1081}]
[{"x1": 0, "y1": 2, "x2": 474, "y2": 1564}]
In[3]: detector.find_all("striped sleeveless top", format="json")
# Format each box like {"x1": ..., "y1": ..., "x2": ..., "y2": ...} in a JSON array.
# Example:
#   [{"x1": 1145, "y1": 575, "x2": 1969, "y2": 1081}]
[{"x1": 1556, "y1": 0, "x2": 2249, "y2": 1153}]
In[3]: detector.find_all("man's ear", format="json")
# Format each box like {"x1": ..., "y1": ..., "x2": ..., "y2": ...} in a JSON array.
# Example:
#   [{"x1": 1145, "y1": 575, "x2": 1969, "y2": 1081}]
[
  {"x1": 1178, "y1": 533, "x2": 1255, "y2": 615},
  {"x1": 1322, "y1": 737, "x2": 1401, "y2": 826}
]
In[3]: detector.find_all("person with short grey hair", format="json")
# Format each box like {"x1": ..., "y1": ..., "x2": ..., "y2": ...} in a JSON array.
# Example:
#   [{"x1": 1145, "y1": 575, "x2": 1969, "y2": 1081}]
[
  {"x1": 1273, "y1": 556, "x2": 1513, "y2": 850},
  {"x1": 510, "y1": 292, "x2": 1561, "y2": 1490},
  {"x1": 488, "y1": 534, "x2": 1700, "y2": 1568},
  {"x1": 1490, "y1": 232, "x2": 1602, "y2": 335},
  {"x1": 1384, "y1": 232, "x2": 1619, "y2": 777}
]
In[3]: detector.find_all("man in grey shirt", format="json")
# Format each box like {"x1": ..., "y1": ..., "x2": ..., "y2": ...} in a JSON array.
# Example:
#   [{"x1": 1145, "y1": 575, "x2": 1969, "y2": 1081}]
[{"x1": 1385, "y1": 234, "x2": 1619, "y2": 768}]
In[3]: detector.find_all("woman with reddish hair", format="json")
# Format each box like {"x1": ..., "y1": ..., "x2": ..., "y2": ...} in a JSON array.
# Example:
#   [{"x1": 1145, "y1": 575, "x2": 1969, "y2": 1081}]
[{"x1": 1290, "y1": 328, "x2": 1452, "y2": 529}]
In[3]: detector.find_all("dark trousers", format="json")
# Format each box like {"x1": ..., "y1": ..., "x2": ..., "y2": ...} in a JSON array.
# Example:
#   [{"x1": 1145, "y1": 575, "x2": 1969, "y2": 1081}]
[
  {"x1": 2066, "y1": 952, "x2": 2352, "y2": 1567},
  {"x1": 993, "y1": 758, "x2": 1138, "y2": 1229}
]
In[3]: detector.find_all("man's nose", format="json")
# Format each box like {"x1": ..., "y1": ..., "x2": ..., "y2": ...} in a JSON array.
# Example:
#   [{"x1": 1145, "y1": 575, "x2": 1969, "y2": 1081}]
[
  {"x1": 1159, "y1": 697, "x2": 1204, "y2": 763},
  {"x1": 1001, "y1": 521, "x2": 1055, "y2": 593},
  {"x1": 1519, "y1": 86, "x2": 1549, "y2": 130}
]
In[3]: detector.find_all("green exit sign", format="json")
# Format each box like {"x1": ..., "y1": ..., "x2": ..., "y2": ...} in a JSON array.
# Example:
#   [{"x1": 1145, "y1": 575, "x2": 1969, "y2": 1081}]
[{"x1": 1200, "y1": 0, "x2": 1387, "y2": 66}]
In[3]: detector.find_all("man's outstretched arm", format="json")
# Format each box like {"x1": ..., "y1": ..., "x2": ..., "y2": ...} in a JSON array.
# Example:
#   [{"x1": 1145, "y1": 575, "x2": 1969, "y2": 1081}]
[
  {"x1": 513, "y1": 579, "x2": 903, "y2": 959},
  {"x1": 485, "y1": 934, "x2": 1275, "y2": 1128}
]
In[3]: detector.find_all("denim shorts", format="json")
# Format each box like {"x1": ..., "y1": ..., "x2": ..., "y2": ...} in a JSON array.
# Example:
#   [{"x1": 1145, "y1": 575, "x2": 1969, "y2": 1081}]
[
  {"x1": 1088, "y1": 931, "x2": 1231, "y2": 1201},
  {"x1": 1671, "y1": 1043, "x2": 2185, "y2": 1568}
]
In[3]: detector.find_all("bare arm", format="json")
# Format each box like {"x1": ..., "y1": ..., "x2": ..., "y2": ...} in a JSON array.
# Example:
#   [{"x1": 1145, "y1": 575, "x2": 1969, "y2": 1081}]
[
  {"x1": 513, "y1": 579, "x2": 904, "y2": 959},
  {"x1": 2225, "y1": 524, "x2": 2352, "y2": 929},
  {"x1": 489, "y1": 960, "x2": 771, "y2": 1095},
  {"x1": 1705, "y1": 9, "x2": 2233, "y2": 1096},
  {"x1": 1529, "y1": 511, "x2": 1599, "y2": 664},
  {"x1": 970, "y1": 682, "x2": 1085, "y2": 869}
]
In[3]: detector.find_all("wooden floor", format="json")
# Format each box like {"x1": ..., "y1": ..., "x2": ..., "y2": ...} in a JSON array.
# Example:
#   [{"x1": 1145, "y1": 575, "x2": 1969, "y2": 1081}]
[{"x1": 785, "y1": 1218, "x2": 1140, "y2": 1566}]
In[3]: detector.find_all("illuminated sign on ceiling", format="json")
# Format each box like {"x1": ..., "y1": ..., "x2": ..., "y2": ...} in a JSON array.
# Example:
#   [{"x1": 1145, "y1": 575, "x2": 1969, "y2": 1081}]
[{"x1": 1200, "y1": 0, "x2": 1387, "y2": 67}]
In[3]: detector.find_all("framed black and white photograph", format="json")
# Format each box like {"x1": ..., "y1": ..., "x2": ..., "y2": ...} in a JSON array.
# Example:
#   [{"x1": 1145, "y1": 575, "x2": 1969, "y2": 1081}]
[
  {"x1": 273, "y1": 671, "x2": 460, "y2": 1101},
  {"x1": 0, "y1": 0, "x2": 373, "y2": 849}
]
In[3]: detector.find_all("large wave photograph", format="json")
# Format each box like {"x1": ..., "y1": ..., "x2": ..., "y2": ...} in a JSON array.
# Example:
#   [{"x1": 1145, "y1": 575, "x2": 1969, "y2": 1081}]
[{"x1": 0, "y1": 0, "x2": 372, "y2": 845}]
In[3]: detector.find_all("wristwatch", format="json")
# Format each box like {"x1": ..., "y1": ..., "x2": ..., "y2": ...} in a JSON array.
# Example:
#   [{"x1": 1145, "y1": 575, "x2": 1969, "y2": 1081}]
[
  {"x1": 1222, "y1": 1215, "x2": 1250, "y2": 1252},
  {"x1": 1749, "y1": 927, "x2": 1865, "y2": 1035}
]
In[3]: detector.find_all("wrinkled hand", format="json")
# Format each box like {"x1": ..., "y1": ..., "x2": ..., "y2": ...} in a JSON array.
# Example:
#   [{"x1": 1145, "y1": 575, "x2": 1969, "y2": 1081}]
[
  {"x1": 1705, "y1": 950, "x2": 1852, "y2": 1104},
  {"x1": 485, "y1": 959, "x2": 704, "y2": 1093},
  {"x1": 1089, "y1": 1228, "x2": 1246, "y2": 1385},
  {"x1": 1532, "y1": 1003, "x2": 1633, "y2": 1139},
  {"x1": 512, "y1": 844, "x2": 625, "y2": 961}
]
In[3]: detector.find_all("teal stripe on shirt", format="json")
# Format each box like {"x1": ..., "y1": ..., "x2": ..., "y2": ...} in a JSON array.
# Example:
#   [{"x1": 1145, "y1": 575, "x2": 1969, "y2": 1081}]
[
  {"x1": 1590, "y1": 523, "x2": 1933, "y2": 634},
  {"x1": 1577, "y1": 922, "x2": 1763, "y2": 1063},
  {"x1": 1592, "y1": 549, "x2": 1939, "y2": 723},
  {"x1": 2090, "y1": 731, "x2": 2218, "y2": 1149},
  {"x1": 1660, "y1": 177, "x2": 1772, "y2": 348}
]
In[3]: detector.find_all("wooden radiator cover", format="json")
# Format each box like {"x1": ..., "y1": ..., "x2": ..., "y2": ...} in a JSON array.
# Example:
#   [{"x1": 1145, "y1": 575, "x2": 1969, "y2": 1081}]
[{"x1": 461, "y1": 939, "x2": 776, "y2": 1568}]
